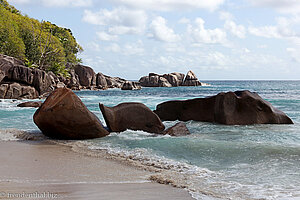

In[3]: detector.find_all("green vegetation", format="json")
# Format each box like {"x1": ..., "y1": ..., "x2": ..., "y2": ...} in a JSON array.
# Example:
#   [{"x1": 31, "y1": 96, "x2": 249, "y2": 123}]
[{"x1": 0, "y1": 0, "x2": 83, "y2": 77}]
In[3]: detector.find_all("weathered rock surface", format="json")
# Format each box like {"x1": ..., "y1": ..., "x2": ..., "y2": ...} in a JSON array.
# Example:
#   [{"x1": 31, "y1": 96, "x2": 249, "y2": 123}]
[
  {"x1": 159, "y1": 77, "x2": 172, "y2": 87},
  {"x1": 163, "y1": 122, "x2": 191, "y2": 136},
  {"x1": 17, "y1": 101, "x2": 43, "y2": 108},
  {"x1": 34, "y1": 88, "x2": 109, "y2": 139},
  {"x1": 96, "y1": 72, "x2": 108, "y2": 89},
  {"x1": 154, "y1": 90, "x2": 293, "y2": 125},
  {"x1": 139, "y1": 71, "x2": 201, "y2": 87},
  {"x1": 121, "y1": 81, "x2": 141, "y2": 90},
  {"x1": 66, "y1": 69, "x2": 80, "y2": 90},
  {"x1": 0, "y1": 82, "x2": 39, "y2": 99},
  {"x1": 0, "y1": 54, "x2": 53, "y2": 99},
  {"x1": 74, "y1": 64, "x2": 96, "y2": 87},
  {"x1": 99, "y1": 102, "x2": 165, "y2": 133},
  {"x1": 182, "y1": 70, "x2": 201, "y2": 86},
  {"x1": 105, "y1": 75, "x2": 126, "y2": 88}
]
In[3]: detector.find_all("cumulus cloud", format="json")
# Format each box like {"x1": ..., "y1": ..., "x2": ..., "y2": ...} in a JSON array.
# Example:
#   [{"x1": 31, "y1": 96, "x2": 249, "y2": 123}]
[
  {"x1": 149, "y1": 16, "x2": 180, "y2": 42},
  {"x1": 96, "y1": 31, "x2": 118, "y2": 41},
  {"x1": 187, "y1": 18, "x2": 227, "y2": 44},
  {"x1": 105, "y1": 41, "x2": 144, "y2": 55},
  {"x1": 248, "y1": 16, "x2": 298, "y2": 39},
  {"x1": 82, "y1": 7, "x2": 147, "y2": 35},
  {"x1": 8, "y1": 0, "x2": 93, "y2": 7},
  {"x1": 220, "y1": 12, "x2": 246, "y2": 38},
  {"x1": 110, "y1": 0, "x2": 225, "y2": 11},
  {"x1": 248, "y1": 0, "x2": 300, "y2": 14}
]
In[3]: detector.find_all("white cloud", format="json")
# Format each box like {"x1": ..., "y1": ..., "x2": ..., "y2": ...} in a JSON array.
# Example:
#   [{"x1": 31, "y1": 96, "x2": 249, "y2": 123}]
[
  {"x1": 105, "y1": 43, "x2": 121, "y2": 53},
  {"x1": 286, "y1": 47, "x2": 300, "y2": 62},
  {"x1": 82, "y1": 7, "x2": 147, "y2": 35},
  {"x1": 249, "y1": 0, "x2": 300, "y2": 14},
  {"x1": 220, "y1": 12, "x2": 246, "y2": 38},
  {"x1": 248, "y1": 15, "x2": 300, "y2": 40},
  {"x1": 123, "y1": 41, "x2": 144, "y2": 55},
  {"x1": 105, "y1": 41, "x2": 144, "y2": 55},
  {"x1": 178, "y1": 17, "x2": 191, "y2": 24},
  {"x1": 187, "y1": 18, "x2": 227, "y2": 44},
  {"x1": 8, "y1": 0, "x2": 93, "y2": 7},
  {"x1": 224, "y1": 21, "x2": 246, "y2": 38},
  {"x1": 248, "y1": 26, "x2": 282, "y2": 38},
  {"x1": 96, "y1": 31, "x2": 118, "y2": 41},
  {"x1": 110, "y1": 0, "x2": 225, "y2": 11},
  {"x1": 149, "y1": 16, "x2": 180, "y2": 42}
]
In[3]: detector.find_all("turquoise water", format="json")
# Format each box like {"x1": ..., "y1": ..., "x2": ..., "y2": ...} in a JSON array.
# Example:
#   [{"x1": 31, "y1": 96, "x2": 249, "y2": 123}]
[{"x1": 1, "y1": 81, "x2": 300, "y2": 199}]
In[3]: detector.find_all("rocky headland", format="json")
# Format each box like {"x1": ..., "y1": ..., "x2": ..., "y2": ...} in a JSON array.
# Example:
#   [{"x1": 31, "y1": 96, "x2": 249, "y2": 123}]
[
  {"x1": 0, "y1": 54, "x2": 141, "y2": 99},
  {"x1": 0, "y1": 54, "x2": 209, "y2": 99}
]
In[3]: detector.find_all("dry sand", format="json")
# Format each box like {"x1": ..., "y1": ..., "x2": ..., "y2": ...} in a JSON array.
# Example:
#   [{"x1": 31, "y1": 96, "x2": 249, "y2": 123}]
[{"x1": 0, "y1": 141, "x2": 193, "y2": 200}]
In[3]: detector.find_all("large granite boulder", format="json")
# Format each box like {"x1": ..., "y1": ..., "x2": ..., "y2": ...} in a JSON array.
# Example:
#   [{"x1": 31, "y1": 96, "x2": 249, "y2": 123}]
[
  {"x1": 154, "y1": 90, "x2": 293, "y2": 125},
  {"x1": 171, "y1": 72, "x2": 185, "y2": 86},
  {"x1": 0, "y1": 54, "x2": 53, "y2": 98},
  {"x1": 99, "y1": 102, "x2": 165, "y2": 133},
  {"x1": 0, "y1": 82, "x2": 38, "y2": 99},
  {"x1": 163, "y1": 73, "x2": 180, "y2": 87},
  {"x1": 74, "y1": 64, "x2": 96, "y2": 87},
  {"x1": 66, "y1": 69, "x2": 80, "y2": 90},
  {"x1": 159, "y1": 77, "x2": 172, "y2": 87},
  {"x1": 96, "y1": 72, "x2": 108, "y2": 89},
  {"x1": 139, "y1": 74, "x2": 160, "y2": 87},
  {"x1": 33, "y1": 88, "x2": 109, "y2": 139},
  {"x1": 105, "y1": 75, "x2": 126, "y2": 88},
  {"x1": 121, "y1": 81, "x2": 141, "y2": 90},
  {"x1": 182, "y1": 70, "x2": 201, "y2": 86}
]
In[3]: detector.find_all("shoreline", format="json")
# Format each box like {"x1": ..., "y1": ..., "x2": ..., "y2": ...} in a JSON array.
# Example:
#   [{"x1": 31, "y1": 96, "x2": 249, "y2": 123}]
[{"x1": 0, "y1": 140, "x2": 193, "y2": 200}]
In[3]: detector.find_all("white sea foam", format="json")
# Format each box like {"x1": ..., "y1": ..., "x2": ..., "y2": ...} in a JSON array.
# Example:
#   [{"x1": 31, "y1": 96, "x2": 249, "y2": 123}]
[
  {"x1": 0, "y1": 129, "x2": 46, "y2": 141},
  {"x1": 0, "y1": 129, "x2": 20, "y2": 141}
]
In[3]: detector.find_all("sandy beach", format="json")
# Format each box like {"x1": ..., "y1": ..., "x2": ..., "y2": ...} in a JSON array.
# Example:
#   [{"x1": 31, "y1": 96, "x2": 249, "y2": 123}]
[{"x1": 0, "y1": 141, "x2": 193, "y2": 200}]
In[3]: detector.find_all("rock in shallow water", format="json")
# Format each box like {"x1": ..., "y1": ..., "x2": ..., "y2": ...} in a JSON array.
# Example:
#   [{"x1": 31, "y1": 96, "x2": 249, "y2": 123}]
[
  {"x1": 33, "y1": 88, "x2": 109, "y2": 139},
  {"x1": 163, "y1": 122, "x2": 191, "y2": 136},
  {"x1": 154, "y1": 90, "x2": 293, "y2": 125},
  {"x1": 99, "y1": 102, "x2": 165, "y2": 133}
]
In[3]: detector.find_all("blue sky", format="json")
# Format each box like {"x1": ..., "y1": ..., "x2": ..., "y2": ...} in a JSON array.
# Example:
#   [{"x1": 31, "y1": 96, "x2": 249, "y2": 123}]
[{"x1": 7, "y1": 0, "x2": 300, "y2": 80}]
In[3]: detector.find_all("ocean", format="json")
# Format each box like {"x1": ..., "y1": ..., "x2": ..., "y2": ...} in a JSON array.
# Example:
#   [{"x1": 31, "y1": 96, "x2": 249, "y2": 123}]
[{"x1": 1, "y1": 80, "x2": 300, "y2": 200}]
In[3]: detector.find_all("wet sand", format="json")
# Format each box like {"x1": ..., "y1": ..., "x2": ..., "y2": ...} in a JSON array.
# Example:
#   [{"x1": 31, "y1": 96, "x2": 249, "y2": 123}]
[{"x1": 0, "y1": 141, "x2": 193, "y2": 200}]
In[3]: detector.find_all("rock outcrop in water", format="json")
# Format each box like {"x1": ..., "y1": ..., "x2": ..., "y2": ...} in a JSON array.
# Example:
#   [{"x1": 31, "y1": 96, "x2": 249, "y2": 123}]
[
  {"x1": 163, "y1": 122, "x2": 191, "y2": 136},
  {"x1": 34, "y1": 88, "x2": 109, "y2": 139},
  {"x1": 99, "y1": 102, "x2": 165, "y2": 133},
  {"x1": 138, "y1": 70, "x2": 203, "y2": 87},
  {"x1": 154, "y1": 90, "x2": 293, "y2": 125},
  {"x1": 121, "y1": 81, "x2": 141, "y2": 90}
]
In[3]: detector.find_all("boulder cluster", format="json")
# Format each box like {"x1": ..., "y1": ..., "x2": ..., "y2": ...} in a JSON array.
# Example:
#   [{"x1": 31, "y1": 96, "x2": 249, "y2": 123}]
[
  {"x1": 0, "y1": 54, "x2": 141, "y2": 99},
  {"x1": 139, "y1": 70, "x2": 201, "y2": 87},
  {"x1": 33, "y1": 88, "x2": 187, "y2": 139},
  {"x1": 32, "y1": 88, "x2": 293, "y2": 140}
]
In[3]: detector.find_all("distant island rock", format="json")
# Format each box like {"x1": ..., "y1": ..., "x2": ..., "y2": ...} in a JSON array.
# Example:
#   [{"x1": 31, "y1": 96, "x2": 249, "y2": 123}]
[{"x1": 138, "y1": 70, "x2": 206, "y2": 87}]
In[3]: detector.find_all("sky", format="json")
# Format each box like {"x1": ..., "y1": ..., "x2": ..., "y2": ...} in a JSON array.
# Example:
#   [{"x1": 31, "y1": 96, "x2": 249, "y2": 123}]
[{"x1": 7, "y1": 0, "x2": 300, "y2": 80}]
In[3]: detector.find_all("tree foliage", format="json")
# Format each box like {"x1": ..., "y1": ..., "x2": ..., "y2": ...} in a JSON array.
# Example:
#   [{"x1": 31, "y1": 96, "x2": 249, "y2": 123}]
[{"x1": 0, "y1": 0, "x2": 83, "y2": 77}]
